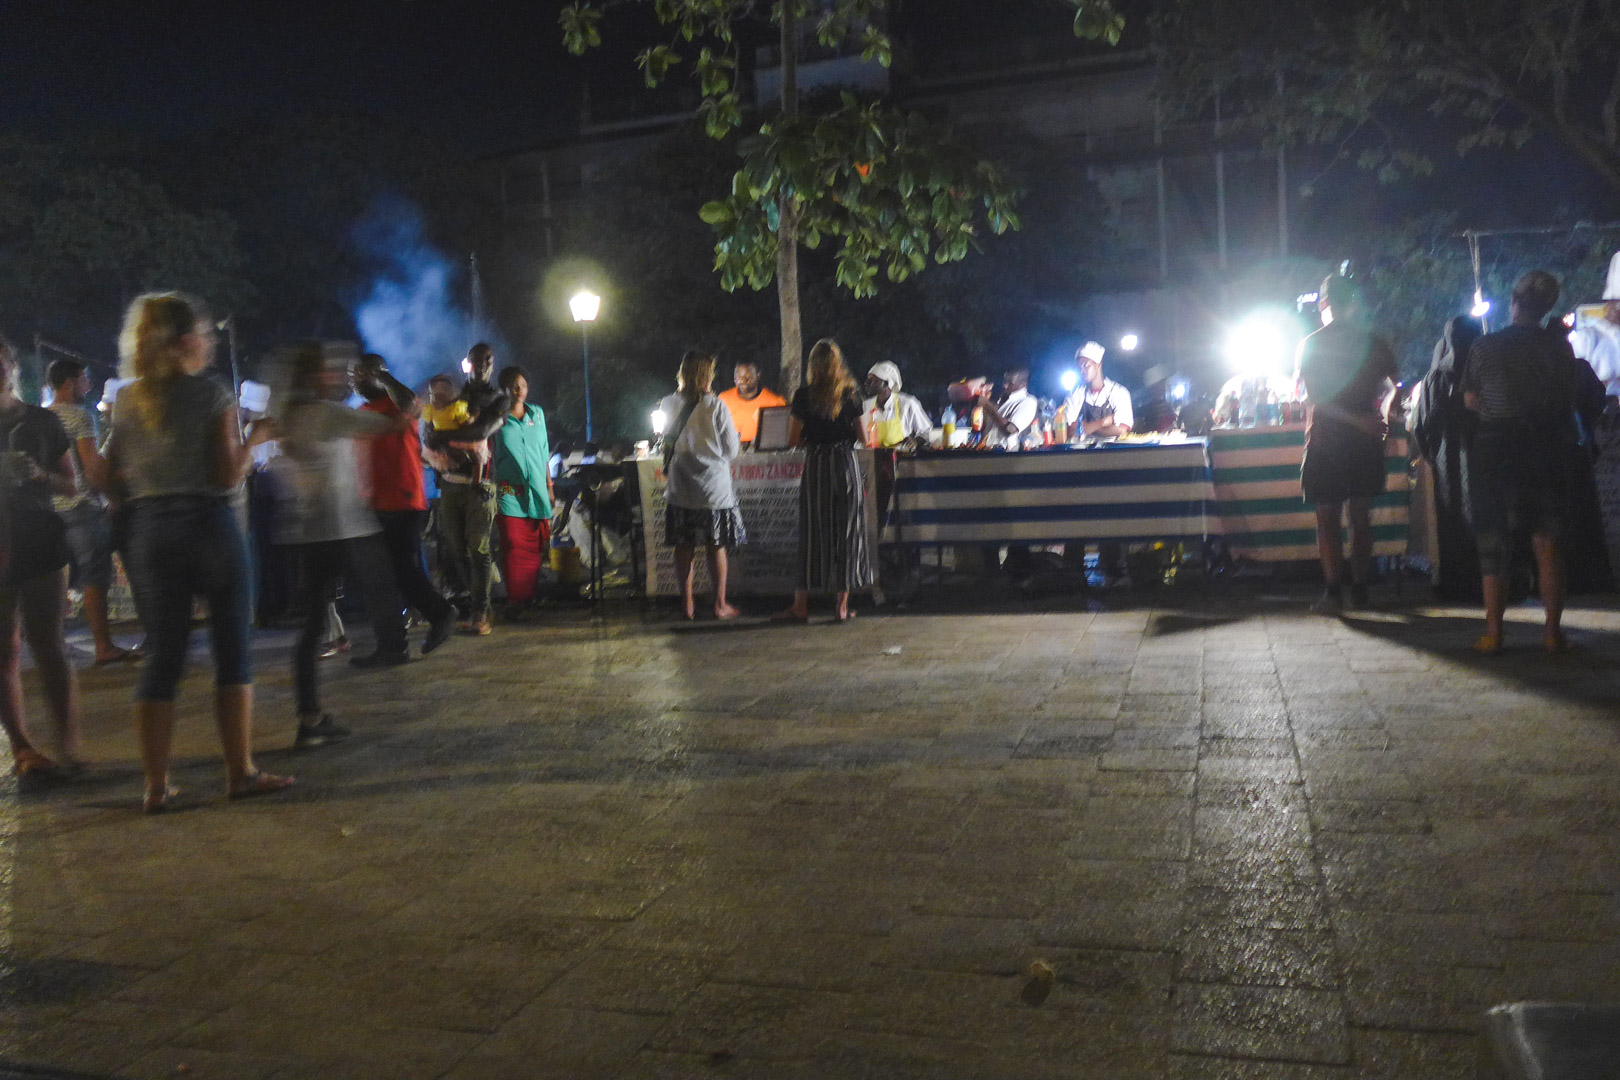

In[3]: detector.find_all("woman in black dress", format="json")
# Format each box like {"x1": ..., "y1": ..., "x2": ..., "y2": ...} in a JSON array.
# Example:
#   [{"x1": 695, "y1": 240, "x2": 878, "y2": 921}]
[{"x1": 779, "y1": 339, "x2": 871, "y2": 622}]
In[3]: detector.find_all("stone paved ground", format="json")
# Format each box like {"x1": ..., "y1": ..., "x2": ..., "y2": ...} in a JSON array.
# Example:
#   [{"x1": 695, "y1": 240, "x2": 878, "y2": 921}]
[{"x1": 3, "y1": 592, "x2": 1619, "y2": 1079}]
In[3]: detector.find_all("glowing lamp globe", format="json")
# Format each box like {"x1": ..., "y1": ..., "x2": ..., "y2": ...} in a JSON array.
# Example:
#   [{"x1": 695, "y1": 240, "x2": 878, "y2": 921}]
[
  {"x1": 1059, "y1": 370, "x2": 1081, "y2": 393},
  {"x1": 570, "y1": 290, "x2": 601, "y2": 323},
  {"x1": 651, "y1": 408, "x2": 668, "y2": 436},
  {"x1": 1119, "y1": 333, "x2": 1140, "y2": 352}
]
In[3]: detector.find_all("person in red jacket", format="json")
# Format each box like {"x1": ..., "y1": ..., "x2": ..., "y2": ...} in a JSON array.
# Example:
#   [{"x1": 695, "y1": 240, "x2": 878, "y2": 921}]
[{"x1": 355, "y1": 353, "x2": 454, "y2": 656}]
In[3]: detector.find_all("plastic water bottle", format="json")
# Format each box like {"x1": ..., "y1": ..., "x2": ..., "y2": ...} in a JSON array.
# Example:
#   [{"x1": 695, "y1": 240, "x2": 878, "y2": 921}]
[{"x1": 941, "y1": 406, "x2": 957, "y2": 447}]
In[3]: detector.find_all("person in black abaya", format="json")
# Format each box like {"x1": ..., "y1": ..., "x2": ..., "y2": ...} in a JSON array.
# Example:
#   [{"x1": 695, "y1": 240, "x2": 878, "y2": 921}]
[{"x1": 1412, "y1": 315, "x2": 1483, "y2": 601}]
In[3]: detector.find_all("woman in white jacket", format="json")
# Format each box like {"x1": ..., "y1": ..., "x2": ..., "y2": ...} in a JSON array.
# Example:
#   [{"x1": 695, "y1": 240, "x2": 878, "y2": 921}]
[{"x1": 657, "y1": 350, "x2": 744, "y2": 620}]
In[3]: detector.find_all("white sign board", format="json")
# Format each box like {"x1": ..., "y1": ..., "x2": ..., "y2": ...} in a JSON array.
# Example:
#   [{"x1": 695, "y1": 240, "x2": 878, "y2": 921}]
[{"x1": 637, "y1": 449, "x2": 878, "y2": 596}]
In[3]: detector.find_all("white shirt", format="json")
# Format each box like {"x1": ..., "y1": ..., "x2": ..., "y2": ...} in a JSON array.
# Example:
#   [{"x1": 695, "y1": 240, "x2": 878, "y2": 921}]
[
  {"x1": 273, "y1": 399, "x2": 394, "y2": 544},
  {"x1": 1569, "y1": 319, "x2": 1620, "y2": 397},
  {"x1": 1064, "y1": 378, "x2": 1134, "y2": 435},
  {"x1": 658, "y1": 392, "x2": 741, "y2": 510},
  {"x1": 862, "y1": 392, "x2": 933, "y2": 446},
  {"x1": 985, "y1": 387, "x2": 1039, "y2": 450}
]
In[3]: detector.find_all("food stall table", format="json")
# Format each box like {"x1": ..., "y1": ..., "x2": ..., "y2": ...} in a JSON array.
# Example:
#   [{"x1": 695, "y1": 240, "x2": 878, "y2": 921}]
[
  {"x1": 885, "y1": 440, "x2": 1213, "y2": 545},
  {"x1": 1209, "y1": 424, "x2": 1410, "y2": 562}
]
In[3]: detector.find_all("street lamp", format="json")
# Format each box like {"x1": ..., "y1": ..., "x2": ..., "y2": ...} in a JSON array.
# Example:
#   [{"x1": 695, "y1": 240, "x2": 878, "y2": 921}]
[{"x1": 570, "y1": 289, "x2": 602, "y2": 441}]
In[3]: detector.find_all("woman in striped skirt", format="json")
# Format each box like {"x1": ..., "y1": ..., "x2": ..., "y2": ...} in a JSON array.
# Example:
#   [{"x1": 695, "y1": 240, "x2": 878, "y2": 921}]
[{"x1": 778, "y1": 339, "x2": 872, "y2": 622}]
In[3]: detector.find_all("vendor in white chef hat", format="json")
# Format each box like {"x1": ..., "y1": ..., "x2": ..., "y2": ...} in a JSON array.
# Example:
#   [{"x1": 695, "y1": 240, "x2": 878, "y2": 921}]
[
  {"x1": 862, "y1": 361, "x2": 933, "y2": 449},
  {"x1": 1568, "y1": 250, "x2": 1620, "y2": 409}
]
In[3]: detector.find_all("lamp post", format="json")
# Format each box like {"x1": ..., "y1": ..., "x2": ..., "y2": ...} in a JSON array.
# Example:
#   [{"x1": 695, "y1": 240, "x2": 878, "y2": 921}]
[{"x1": 570, "y1": 289, "x2": 601, "y2": 442}]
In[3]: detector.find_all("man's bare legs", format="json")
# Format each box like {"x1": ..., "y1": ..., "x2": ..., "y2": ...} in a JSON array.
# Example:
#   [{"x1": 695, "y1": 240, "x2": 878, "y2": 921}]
[
  {"x1": 18, "y1": 568, "x2": 80, "y2": 763},
  {"x1": 674, "y1": 547, "x2": 697, "y2": 619},
  {"x1": 1476, "y1": 572, "x2": 1507, "y2": 654},
  {"x1": 1532, "y1": 532, "x2": 1565, "y2": 652},
  {"x1": 1345, "y1": 496, "x2": 1374, "y2": 590},
  {"x1": 82, "y1": 585, "x2": 128, "y2": 663},
  {"x1": 709, "y1": 548, "x2": 738, "y2": 619}
]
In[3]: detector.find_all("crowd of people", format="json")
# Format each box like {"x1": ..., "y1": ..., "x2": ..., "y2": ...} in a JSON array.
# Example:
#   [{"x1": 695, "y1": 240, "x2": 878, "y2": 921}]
[
  {"x1": 0, "y1": 265, "x2": 1609, "y2": 807},
  {"x1": 0, "y1": 290, "x2": 573, "y2": 811}
]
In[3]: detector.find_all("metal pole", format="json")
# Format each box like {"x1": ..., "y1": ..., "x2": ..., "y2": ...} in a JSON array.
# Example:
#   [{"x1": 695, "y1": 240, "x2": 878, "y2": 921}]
[
  {"x1": 582, "y1": 325, "x2": 593, "y2": 444},
  {"x1": 1214, "y1": 89, "x2": 1228, "y2": 272},
  {"x1": 1276, "y1": 72, "x2": 1289, "y2": 260}
]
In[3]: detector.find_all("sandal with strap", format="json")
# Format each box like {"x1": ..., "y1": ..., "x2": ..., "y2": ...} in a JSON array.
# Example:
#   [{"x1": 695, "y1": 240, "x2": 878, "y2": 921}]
[
  {"x1": 13, "y1": 748, "x2": 61, "y2": 779},
  {"x1": 143, "y1": 784, "x2": 181, "y2": 815},
  {"x1": 228, "y1": 771, "x2": 295, "y2": 801}
]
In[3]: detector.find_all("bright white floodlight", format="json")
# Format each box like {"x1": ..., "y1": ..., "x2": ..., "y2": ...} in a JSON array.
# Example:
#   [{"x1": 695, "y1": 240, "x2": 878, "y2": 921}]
[
  {"x1": 1059, "y1": 370, "x2": 1080, "y2": 393},
  {"x1": 1224, "y1": 313, "x2": 1297, "y2": 378},
  {"x1": 1471, "y1": 290, "x2": 1491, "y2": 319},
  {"x1": 651, "y1": 408, "x2": 668, "y2": 435},
  {"x1": 1119, "y1": 333, "x2": 1140, "y2": 352}
]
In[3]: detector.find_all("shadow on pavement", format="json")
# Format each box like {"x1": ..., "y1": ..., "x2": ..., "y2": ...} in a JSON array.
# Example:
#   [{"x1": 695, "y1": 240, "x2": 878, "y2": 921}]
[{"x1": 1340, "y1": 607, "x2": 1620, "y2": 710}]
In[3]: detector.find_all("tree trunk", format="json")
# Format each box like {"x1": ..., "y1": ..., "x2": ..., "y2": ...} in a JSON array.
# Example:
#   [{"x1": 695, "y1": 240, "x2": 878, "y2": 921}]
[{"x1": 777, "y1": 1, "x2": 804, "y2": 397}]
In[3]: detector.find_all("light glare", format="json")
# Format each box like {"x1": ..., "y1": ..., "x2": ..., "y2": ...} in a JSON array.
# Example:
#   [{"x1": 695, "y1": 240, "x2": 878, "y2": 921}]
[
  {"x1": 651, "y1": 408, "x2": 668, "y2": 435},
  {"x1": 570, "y1": 289, "x2": 602, "y2": 323},
  {"x1": 1059, "y1": 370, "x2": 1080, "y2": 393},
  {"x1": 1119, "y1": 333, "x2": 1140, "y2": 352}
]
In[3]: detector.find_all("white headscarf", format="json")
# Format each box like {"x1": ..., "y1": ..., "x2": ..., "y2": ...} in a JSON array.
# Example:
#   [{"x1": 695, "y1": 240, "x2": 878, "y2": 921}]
[{"x1": 867, "y1": 361, "x2": 902, "y2": 392}]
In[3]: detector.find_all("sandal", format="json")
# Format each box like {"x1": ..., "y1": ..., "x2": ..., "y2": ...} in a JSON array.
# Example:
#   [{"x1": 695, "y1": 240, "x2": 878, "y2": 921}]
[
  {"x1": 228, "y1": 771, "x2": 296, "y2": 801},
  {"x1": 93, "y1": 647, "x2": 137, "y2": 667},
  {"x1": 143, "y1": 784, "x2": 181, "y2": 815},
  {"x1": 835, "y1": 609, "x2": 858, "y2": 623},
  {"x1": 13, "y1": 748, "x2": 60, "y2": 779}
]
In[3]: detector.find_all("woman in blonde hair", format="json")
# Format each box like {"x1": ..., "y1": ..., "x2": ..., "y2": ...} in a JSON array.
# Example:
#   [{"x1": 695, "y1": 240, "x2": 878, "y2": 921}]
[
  {"x1": 656, "y1": 349, "x2": 744, "y2": 619},
  {"x1": 779, "y1": 338, "x2": 871, "y2": 621},
  {"x1": 0, "y1": 333, "x2": 83, "y2": 780},
  {"x1": 105, "y1": 292, "x2": 291, "y2": 811}
]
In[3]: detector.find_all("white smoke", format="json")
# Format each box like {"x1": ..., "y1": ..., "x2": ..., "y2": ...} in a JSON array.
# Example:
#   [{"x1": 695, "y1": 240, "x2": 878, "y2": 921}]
[{"x1": 350, "y1": 197, "x2": 504, "y2": 388}]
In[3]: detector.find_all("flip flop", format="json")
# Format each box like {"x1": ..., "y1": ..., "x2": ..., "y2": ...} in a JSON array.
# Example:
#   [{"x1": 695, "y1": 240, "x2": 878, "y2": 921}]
[
  {"x1": 93, "y1": 648, "x2": 137, "y2": 667},
  {"x1": 835, "y1": 609, "x2": 858, "y2": 623},
  {"x1": 13, "y1": 748, "x2": 60, "y2": 779},
  {"x1": 227, "y1": 771, "x2": 296, "y2": 801},
  {"x1": 143, "y1": 785, "x2": 181, "y2": 815}
]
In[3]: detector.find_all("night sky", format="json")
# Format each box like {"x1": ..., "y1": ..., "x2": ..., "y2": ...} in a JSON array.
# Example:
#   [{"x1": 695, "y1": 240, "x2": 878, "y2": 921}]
[
  {"x1": 0, "y1": 1, "x2": 603, "y2": 151},
  {"x1": 0, "y1": 1, "x2": 1071, "y2": 152}
]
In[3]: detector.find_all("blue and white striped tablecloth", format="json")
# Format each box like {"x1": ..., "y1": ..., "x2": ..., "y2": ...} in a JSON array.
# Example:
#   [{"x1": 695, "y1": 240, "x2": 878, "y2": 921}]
[{"x1": 888, "y1": 441, "x2": 1212, "y2": 544}]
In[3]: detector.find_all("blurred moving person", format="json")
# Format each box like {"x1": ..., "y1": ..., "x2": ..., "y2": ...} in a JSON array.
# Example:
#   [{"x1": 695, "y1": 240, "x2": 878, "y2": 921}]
[
  {"x1": 46, "y1": 358, "x2": 135, "y2": 664},
  {"x1": 274, "y1": 342, "x2": 411, "y2": 749},
  {"x1": 354, "y1": 353, "x2": 454, "y2": 654}
]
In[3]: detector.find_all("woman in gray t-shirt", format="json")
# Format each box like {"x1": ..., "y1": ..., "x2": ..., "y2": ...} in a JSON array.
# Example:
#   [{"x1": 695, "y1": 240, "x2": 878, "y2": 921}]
[{"x1": 106, "y1": 292, "x2": 291, "y2": 812}]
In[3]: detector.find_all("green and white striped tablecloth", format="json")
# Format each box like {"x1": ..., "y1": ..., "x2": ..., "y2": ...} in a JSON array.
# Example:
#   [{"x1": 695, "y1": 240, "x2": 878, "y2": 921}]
[{"x1": 1210, "y1": 424, "x2": 1410, "y2": 562}]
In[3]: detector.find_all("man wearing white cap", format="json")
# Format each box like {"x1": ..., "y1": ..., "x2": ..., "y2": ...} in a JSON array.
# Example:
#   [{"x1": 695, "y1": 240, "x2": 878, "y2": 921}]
[
  {"x1": 1062, "y1": 341, "x2": 1133, "y2": 440},
  {"x1": 1568, "y1": 251, "x2": 1620, "y2": 404},
  {"x1": 862, "y1": 362, "x2": 932, "y2": 449}
]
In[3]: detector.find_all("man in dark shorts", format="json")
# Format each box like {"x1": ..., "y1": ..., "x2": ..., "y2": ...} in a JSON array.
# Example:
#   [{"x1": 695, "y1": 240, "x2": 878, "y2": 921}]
[
  {"x1": 1462, "y1": 270, "x2": 1588, "y2": 654},
  {"x1": 1297, "y1": 274, "x2": 1399, "y2": 613}
]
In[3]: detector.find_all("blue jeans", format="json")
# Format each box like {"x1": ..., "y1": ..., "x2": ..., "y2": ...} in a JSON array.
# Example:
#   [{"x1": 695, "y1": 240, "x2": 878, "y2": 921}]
[{"x1": 126, "y1": 497, "x2": 253, "y2": 701}]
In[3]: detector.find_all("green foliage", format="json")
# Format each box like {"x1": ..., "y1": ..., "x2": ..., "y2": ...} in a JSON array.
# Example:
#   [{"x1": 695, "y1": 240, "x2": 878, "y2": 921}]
[
  {"x1": 703, "y1": 94, "x2": 1022, "y2": 298},
  {"x1": 0, "y1": 134, "x2": 252, "y2": 357},
  {"x1": 1153, "y1": 0, "x2": 1620, "y2": 194},
  {"x1": 560, "y1": 0, "x2": 1122, "y2": 298}
]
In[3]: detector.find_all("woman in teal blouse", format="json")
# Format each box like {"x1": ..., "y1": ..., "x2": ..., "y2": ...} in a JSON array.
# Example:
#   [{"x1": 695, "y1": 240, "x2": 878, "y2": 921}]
[{"x1": 493, "y1": 366, "x2": 553, "y2": 612}]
